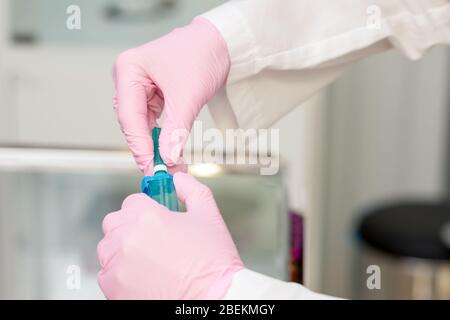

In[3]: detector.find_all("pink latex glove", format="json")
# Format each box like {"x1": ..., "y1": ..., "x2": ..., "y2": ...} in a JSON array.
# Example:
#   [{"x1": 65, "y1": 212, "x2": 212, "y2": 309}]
[
  {"x1": 97, "y1": 172, "x2": 244, "y2": 299},
  {"x1": 113, "y1": 17, "x2": 230, "y2": 175}
]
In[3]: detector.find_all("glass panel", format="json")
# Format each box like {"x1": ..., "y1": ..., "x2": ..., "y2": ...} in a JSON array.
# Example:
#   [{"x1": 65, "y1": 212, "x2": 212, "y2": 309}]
[{"x1": 0, "y1": 149, "x2": 288, "y2": 299}]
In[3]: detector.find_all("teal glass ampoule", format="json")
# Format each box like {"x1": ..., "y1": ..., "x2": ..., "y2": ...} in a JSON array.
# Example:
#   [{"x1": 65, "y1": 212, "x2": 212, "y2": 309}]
[{"x1": 141, "y1": 127, "x2": 180, "y2": 211}]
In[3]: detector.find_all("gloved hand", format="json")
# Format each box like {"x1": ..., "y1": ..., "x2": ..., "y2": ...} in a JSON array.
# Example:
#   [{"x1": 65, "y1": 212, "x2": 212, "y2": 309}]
[
  {"x1": 97, "y1": 172, "x2": 244, "y2": 299},
  {"x1": 113, "y1": 17, "x2": 230, "y2": 175}
]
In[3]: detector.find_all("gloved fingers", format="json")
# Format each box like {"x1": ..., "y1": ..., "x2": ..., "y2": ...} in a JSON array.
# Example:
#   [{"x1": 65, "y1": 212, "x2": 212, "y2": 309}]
[
  {"x1": 173, "y1": 172, "x2": 215, "y2": 212},
  {"x1": 101, "y1": 194, "x2": 164, "y2": 236},
  {"x1": 102, "y1": 194, "x2": 160, "y2": 235},
  {"x1": 102, "y1": 210, "x2": 126, "y2": 235},
  {"x1": 113, "y1": 52, "x2": 157, "y2": 175},
  {"x1": 98, "y1": 194, "x2": 164, "y2": 270},
  {"x1": 113, "y1": 68, "x2": 163, "y2": 132},
  {"x1": 112, "y1": 95, "x2": 119, "y2": 118},
  {"x1": 146, "y1": 87, "x2": 164, "y2": 128},
  {"x1": 159, "y1": 101, "x2": 194, "y2": 167},
  {"x1": 98, "y1": 266, "x2": 136, "y2": 300},
  {"x1": 97, "y1": 269, "x2": 114, "y2": 299},
  {"x1": 121, "y1": 193, "x2": 172, "y2": 219},
  {"x1": 97, "y1": 234, "x2": 121, "y2": 269},
  {"x1": 167, "y1": 162, "x2": 188, "y2": 175},
  {"x1": 97, "y1": 269, "x2": 111, "y2": 298},
  {"x1": 122, "y1": 193, "x2": 147, "y2": 209},
  {"x1": 158, "y1": 18, "x2": 230, "y2": 167},
  {"x1": 97, "y1": 266, "x2": 123, "y2": 300},
  {"x1": 158, "y1": 114, "x2": 189, "y2": 174}
]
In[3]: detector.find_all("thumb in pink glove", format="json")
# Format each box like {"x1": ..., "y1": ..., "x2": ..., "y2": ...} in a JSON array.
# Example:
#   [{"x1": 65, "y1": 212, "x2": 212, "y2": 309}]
[
  {"x1": 97, "y1": 172, "x2": 244, "y2": 299},
  {"x1": 113, "y1": 17, "x2": 230, "y2": 175}
]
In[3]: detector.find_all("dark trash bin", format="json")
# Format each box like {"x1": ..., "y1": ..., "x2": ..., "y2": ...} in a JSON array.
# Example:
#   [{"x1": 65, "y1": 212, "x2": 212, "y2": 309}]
[{"x1": 356, "y1": 202, "x2": 450, "y2": 299}]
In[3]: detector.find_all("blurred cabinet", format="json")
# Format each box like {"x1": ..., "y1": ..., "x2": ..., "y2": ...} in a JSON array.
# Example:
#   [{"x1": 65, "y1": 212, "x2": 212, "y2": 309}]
[
  {"x1": 0, "y1": 0, "x2": 224, "y2": 148},
  {"x1": 3, "y1": 49, "x2": 123, "y2": 148},
  {"x1": 9, "y1": 0, "x2": 225, "y2": 46}
]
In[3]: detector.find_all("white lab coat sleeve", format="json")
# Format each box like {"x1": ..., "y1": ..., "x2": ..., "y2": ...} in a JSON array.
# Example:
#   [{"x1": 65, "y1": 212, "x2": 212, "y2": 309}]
[
  {"x1": 202, "y1": 0, "x2": 450, "y2": 130},
  {"x1": 223, "y1": 269, "x2": 338, "y2": 300}
]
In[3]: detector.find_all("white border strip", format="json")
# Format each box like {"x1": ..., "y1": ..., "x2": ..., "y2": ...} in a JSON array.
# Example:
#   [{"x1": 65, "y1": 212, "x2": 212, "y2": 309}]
[{"x1": 0, "y1": 148, "x2": 136, "y2": 170}]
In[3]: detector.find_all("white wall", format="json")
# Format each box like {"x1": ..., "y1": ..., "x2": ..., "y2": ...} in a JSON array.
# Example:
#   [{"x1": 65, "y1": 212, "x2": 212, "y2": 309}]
[{"x1": 320, "y1": 47, "x2": 450, "y2": 298}]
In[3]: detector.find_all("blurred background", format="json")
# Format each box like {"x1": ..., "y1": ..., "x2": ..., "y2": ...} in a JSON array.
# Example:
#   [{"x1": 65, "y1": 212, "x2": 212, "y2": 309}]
[{"x1": 0, "y1": 0, "x2": 449, "y2": 299}]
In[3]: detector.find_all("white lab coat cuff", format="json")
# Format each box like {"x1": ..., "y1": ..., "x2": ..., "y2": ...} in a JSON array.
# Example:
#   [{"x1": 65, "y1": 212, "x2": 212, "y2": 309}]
[
  {"x1": 201, "y1": 1, "x2": 450, "y2": 131},
  {"x1": 201, "y1": 2, "x2": 261, "y2": 130},
  {"x1": 223, "y1": 268, "x2": 338, "y2": 300},
  {"x1": 202, "y1": 2, "x2": 257, "y2": 84}
]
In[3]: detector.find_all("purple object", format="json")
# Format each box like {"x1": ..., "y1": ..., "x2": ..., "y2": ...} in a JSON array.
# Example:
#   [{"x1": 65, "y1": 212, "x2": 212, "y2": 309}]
[{"x1": 290, "y1": 211, "x2": 303, "y2": 263}]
